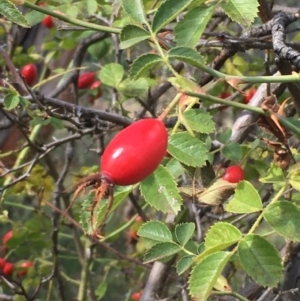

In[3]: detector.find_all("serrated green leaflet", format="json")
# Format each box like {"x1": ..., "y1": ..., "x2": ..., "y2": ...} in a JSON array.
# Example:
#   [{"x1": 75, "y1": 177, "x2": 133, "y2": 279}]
[
  {"x1": 152, "y1": 0, "x2": 194, "y2": 33},
  {"x1": 122, "y1": 0, "x2": 147, "y2": 24},
  {"x1": 225, "y1": 181, "x2": 263, "y2": 214},
  {"x1": 175, "y1": 223, "x2": 195, "y2": 246},
  {"x1": 129, "y1": 53, "x2": 162, "y2": 79},
  {"x1": 168, "y1": 132, "x2": 208, "y2": 167},
  {"x1": 166, "y1": 158, "x2": 185, "y2": 178},
  {"x1": 189, "y1": 251, "x2": 232, "y2": 300},
  {"x1": 174, "y1": 5, "x2": 215, "y2": 47},
  {"x1": 260, "y1": 163, "x2": 286, "y2": 184},
  {"x1": 118, "y1": 78, "x2": 148, "y2": 97},
  {"x1": 140, "y1": 165, "x2": 182, "y2": 214},
  {"x1": 176, "y1": 255, "x2": 195, "y2": 275},
  {"x1": 222, "y1": 142, "x2": 242, "y2": 162},
  {"x1": 222, "y1": 0, "x2": 259, "y2": 27},
  {"x1": 99, "y1": 63, "x2": 124, "y2": 88},
  {"x1": 138, "y1": 220, "x2": 172, "y2": 242},
  {"x1": 0, "y1": 0, "x2": 30, "y2": 28},
  {"x1": 144, "y1": 242, "x2": 181, "y2": 263},
  {"x1": 264, "y1": 201, "x2": 300, "y2": 241},
  {"x1": 168, "y1": 47, "x2": 206, "y2": 68},
  {"x1": 4, "y1": 93, "x2": 20, "y2": 110},
  {"x1": 238, "y1": 234, "x2": 282, "y2": 287},
  {"x1": 205, "y1": 222, "x2": 242, "y2": 250},
  {"x1": 183, "y1": 109, "x2": 215, "y2": 134},
  {"x1": 119, "y1": 25, "x2": 150, "y2": 49}
]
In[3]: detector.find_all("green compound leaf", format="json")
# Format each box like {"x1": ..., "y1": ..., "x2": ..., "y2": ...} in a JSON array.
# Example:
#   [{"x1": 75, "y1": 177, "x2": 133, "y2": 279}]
[
  {"x1": 175, "y1": 223, "x2": 195, "y2": 246},
  {"x1": 152, "y1": 0, "x2": 194, "y2": 33},
  {"x1": 183, "y1": 109, "x2": 215, "y2": 134},
  {"x1": 222, "y1": 142, "x2": 242, "y2": 162},
  {"x1": 99, "y1": 63, "x2": 124, "y2": 88},
  {"x1": 222, "y1": 0, "x2": 259, "y2": 27},
  {"x1": 238, "y1": 234, "x2": 282, "y2": 287},
  {"x1": 174, "y1": 4, "x2": 215, "y2": 47},
  {"x1": 0, "y1": 0, "x2": 30, "y2": 28},
  {"x1": 144, "y1": 242, "x2": 181, "y2": 263},
  {"x1": 119, "y1": 25, "x2": 150, "y2": 49},
  {"x1": 129, "y1": 53, "x2": 162, "y2": 79},
  {"x1": 168, "y1": 46, "x2": 206, "y2": 68},
  {"x1": 176, "y1": 255, "x2": 195, "y2": 275},
  {"x1": 122, "y1": 0, "x2": 147, "y2": 24},
  {"x1": 225, "y1": 180, "x2": 263, "y2": 214},
  {"x1": 189, "y1": 251, "x2": 232, "y2": 301},
  {"x1": 264, "y1": 201, "x2": 300, "y2": 242},
  {"x1": 140, "y1": 165, "x2": 182, "y2": 214},
  {"x1": 205, "y1": 222, "x2": 242, "y2": 251},
  {"x1": 168, "y1": 132, "x2": 208, "y2": 167},
  {"x1": 138, "y1": 220, "x2": 173, "y2": 242}
]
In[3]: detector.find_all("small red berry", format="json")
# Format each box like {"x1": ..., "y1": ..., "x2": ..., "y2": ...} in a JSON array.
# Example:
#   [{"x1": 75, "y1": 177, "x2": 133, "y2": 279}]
[
  {"x1": 21, "y1": 63, "x2": 37, "y2": 86},
  {"x1": 131, "y1": 291, "x2": 142, "y2": 301},
  {"x1": 17, "y1": 261, "x2": 33, "y2": 277},
  {"x1": 42, "y1": 15, "x2": 55, "y2": 29},
  {"x1": 220, "y1": 91, "x2": 231, "y2": 99},
  {"x1": 135, "y1": 216, "x2": 142, "y2": 222},
  {"x1": 78, "y1": 72, "x2": 95, "y2": 89},
  {"x1": 244, "y1": 88, "x2": 257, "y2": 104},
  {"x1": 2, "y1": 230, "x2": 13, "y2": 246},
  {"x1": 2, "y1": 262, "x2": 14, "y2": 277},
  {"x1": 223, "y1": 165, "x2": 244, "y2": 183},
  {"x1": 89, "y1": 80, "x2": 102, "y2": 103},
  {"x1": 101, "y1": 119, "x2": 168, "y2": 186},
  {"x1": 0, "y1": 258, "x2": 6, "y2": 269}
]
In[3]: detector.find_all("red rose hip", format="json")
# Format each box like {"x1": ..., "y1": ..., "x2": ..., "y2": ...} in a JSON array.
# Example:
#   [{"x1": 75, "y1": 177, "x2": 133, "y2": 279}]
[
  {"x1": 17, "y1": 261, "x2": 34, "y2": 277},
  {"x1": 78, "y1": 72, "x2": 95, "y2": 89},
  {"x1": 2, "y1": 230, "x2": 13, "y2": 246},
  {"x1": 101, "y1": 119, "x2": 168, "y2": 185},
  {"x1": 42, "y1": 15, "x2": 55, "y2": 29},
  {"x1": 2, "y1": 262, "x2": 13, "y2": 277},
  {"x1": 21, "y1": 63, "x2": 37, "y2": 86},
  {"x1": 223, "y1": 165, "x2": 244, "y2": 183}
]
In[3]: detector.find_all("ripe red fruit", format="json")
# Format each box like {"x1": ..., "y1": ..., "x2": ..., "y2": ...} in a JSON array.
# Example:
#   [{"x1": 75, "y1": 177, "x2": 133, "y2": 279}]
[
  {"x1": 223, "y1": 165, "x2": 244, "y2": 183},
  {"x1": 21, "y1": 63, "x2": 37, "y2": 86},
  {"x1": 220, "y1": 91, "x2": 231, "y2": 99},
  {"x1": 244, "y1": 88, "x2": 257, "y2": 104},
  {"x1": 2, "y1": 262, "x2": 13, "y2": 277},
  {"x1": 89, "y1": 80, "x2": 102, "y2": 102},
  {"x1": 2, "y1": 230, "x2": 13, "y2": 246},
  {"x1": 101, "y1": 119, "x2": 168, "y2": 185},
  {"x1": 131, "y1": 291, "x2": 142, "y2": 301},
  {"x1": 42, "y1": 15, "x2": 55, "y2": 29},
  {"x1": 17, "y1": 261, "x2": 33, "y2": 277},
  {"x1": 78, "y1": 72, "x2": 95, "y2": 89},
  {"x1": 0, "y1": 258, "x2": 6, "y2": 269}
]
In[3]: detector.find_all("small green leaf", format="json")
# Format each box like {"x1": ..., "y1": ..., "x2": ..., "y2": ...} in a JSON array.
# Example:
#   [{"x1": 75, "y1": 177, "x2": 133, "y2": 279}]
[
  {"x1": 225, "y1": 181, "x2": 263, "y2": 213},
  {"x1": 140, "y1": 165, "x2": 182, "y2": 214},
  {"x1": 122, "y1": 0, "x2": 147, "y2": 24},
  {"x1": 260, "y1": 163, "x2": 286, "y2": 184},
  {"x1": 175, "y1": 223, "x2": 195, "y2": 246},
  {"x1": 176, "y1": 255, "x2": 195, "y2": 275},
  {"x1": 183, "y1": 109, "x2": 215, "y2": 134},
  {"x1": 217, "y1": 128, "x2": 232, "y2": 144},
  {"x1": 99, "y1": 63, "x2": 124, "y2": 88},
  {"x1": 95, "y1": 280, "x2": 107, "y2": 300},
  {"x1": 4, "y1": 93, "x2": 20, "y2": 110},
  {"x1": 118, "y1": 78, "x2": 148, "y2": 97},
  {"x1": 0, "y1": 0, "x2": 30, "y2": 28},
  {"x1": 168, "y1": 132, "x2": 208, "y2": 167},
  {"x1": 144, "y1": 242, "x2": 181, "y2": 263},
  {"x1": 119, "y1": 25, "x2": 150, "y2": 49},
  {"x1": 222, "y1": 0, "x2": 259, "y2": 27},
  {"x1": 238, "y1": 234, "x2": 282, "y2": 287},
  {"x1": 86, "y1": 0, "x2": 98, "y2": 15},
  {"x1": 152, "y1": 0, "x2": 194, "y2": 33},
  {"x1": 189, "y1": 251, "x2": 232, "y2": 300},
  {"x1": 205, "y1": 222, "x2": 242, "y2": 250},
  {"x1": 166, "y1": 158, "x2": 185, "y2": 178},
  {"x1": 168, "y1": 47, "x2": 206, "y2": 68},
  {"x1": 174, "y1": 4, "x2": 215, "y2": 47},
  {"x1": 222, "y1": 142, "x2": 242, "y2": 162},
  {"x1": 264, "y1": 201, "x2": 300, "y2": 242},
  {"x1": 138, "y1": 220, "x2": 172, "y2": 242},
  {"x1": 129, "y1": 53, "x2": 162, "y2": 79}
]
